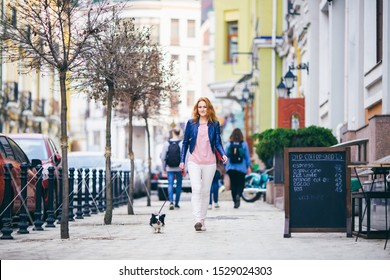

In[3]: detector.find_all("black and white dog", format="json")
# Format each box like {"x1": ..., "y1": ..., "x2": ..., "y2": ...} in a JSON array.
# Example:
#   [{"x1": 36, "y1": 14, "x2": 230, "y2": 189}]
[{"x1": 150, "y1": 213, "x2": 166, "y2": 233}]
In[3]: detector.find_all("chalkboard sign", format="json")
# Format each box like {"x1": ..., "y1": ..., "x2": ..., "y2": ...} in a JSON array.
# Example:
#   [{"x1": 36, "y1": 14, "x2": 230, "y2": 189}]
[{"x1": 284, "y1": 147, "x2": 352, "y2": 237}]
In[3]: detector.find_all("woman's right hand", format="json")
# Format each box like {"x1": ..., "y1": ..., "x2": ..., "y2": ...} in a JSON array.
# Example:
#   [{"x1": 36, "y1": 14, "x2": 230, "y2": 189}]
[{"x1": 179, "y1": 162, "x2": 185, "y2": 170}]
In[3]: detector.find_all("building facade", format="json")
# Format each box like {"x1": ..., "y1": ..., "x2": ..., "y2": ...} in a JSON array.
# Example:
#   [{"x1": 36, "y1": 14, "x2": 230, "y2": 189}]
[
  {"x1": 0, "y1": 0, "x2": 61, "y2": 143},
  {"x1": 210, "y1": 0, "x2": 285, "y2": 148},
  {"x1": 279, "y1": 0, "x2": 390, "y2": 162},
  {"x1": 70, "y1": 0, "x2": 202, "y2": 164}
]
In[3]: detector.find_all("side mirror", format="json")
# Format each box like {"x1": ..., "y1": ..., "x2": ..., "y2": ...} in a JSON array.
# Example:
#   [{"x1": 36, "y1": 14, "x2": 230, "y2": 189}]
[
  {"x1": 31, "y1": 159, "x2": 43, "y2": 168},
  {"x1": 54, "y1": 154, "x2": 62, "y2": 166}
]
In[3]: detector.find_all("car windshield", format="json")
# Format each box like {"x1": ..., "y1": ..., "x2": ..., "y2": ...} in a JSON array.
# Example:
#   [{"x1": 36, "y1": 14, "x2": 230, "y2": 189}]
[{"x1": 12, "y1": 138, "x2": 48, "y2": 160}]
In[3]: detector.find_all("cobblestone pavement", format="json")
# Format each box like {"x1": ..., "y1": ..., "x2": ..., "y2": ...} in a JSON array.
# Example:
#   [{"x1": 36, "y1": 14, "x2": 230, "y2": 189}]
[{"x1": 1, "y1": 191, "x2": 389, "y2": 260}]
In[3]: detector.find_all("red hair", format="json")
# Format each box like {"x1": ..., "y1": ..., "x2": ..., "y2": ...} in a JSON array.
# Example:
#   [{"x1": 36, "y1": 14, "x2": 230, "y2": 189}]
[{"x1": 192, "y1": 97, "x2": 218, "y2": 123}]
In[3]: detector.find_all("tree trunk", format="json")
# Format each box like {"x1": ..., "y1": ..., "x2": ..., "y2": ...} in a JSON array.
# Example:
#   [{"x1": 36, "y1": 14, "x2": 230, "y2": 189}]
[
  {"x1": 59, "y1": 70, "x2": 69, "y2": 239},
  {"x1": 127, "y1": 100, "x2": 135, "y2": 215},
  {"x1": 104, "y1": 83, "x2": 114, "y2": 224},
  {"x1": 144, "y1": 117, "x2": 152, "y2": 207}
]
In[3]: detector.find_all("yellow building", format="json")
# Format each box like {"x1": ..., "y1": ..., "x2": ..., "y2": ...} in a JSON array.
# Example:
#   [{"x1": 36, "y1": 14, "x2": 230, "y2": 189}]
[
  {"x1": 210, "y1": 0, "x2": 284, "y2": 138},
  {"x1": 0, "y1": 0, "x2": 61, "y2": 137}
]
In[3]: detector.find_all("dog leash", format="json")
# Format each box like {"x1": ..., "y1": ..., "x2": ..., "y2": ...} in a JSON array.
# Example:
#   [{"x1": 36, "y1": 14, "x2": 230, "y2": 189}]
[{"x1": 157, "y1": 200, "x2": 167, "y2": 215}]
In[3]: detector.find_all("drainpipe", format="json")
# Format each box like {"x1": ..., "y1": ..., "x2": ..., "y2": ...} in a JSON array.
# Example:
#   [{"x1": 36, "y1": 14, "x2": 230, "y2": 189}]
[{"x1": 271, "y1": 0, "x2": 277, "y2": 128}]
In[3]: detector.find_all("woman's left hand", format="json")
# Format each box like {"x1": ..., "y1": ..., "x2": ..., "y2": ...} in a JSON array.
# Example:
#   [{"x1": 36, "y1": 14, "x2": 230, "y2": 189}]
[{"x1": 222, "y1": 155, "x2": 228, "y2": 164}]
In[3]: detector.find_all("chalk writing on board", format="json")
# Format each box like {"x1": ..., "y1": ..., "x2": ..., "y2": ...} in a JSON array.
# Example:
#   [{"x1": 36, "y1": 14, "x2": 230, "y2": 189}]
[
  {"x1": 290, "y1": 153, "x2": 344, "y2": 161},
  {"x1": 334, "y1": 164, "x2": 343, "y2": 192},
  {"x1": 284, "y1": 147, "x2": 351, "y2": 237},
  {"x1": 289, "y1": 154, "x2": 344, "y2": 194}
]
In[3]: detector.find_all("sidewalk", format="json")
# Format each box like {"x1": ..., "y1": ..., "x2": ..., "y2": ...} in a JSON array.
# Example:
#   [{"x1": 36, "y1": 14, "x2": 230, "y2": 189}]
[{"x1": 0, "y1": 191, "x2": 389, "y2": 260}]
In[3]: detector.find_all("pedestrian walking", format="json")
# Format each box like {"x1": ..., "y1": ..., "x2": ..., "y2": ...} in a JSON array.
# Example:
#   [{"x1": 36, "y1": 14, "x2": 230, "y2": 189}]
[
  {"x1": 180, "y1": 97, "x2": 228, "y2": 231},
  {"x1": 209, "y1": 160, "x2": 225, "y2": 209},
  {"x1": 161, "y1": 127, "x2": 183, "y2": 210},
  {"x1": 225, "y1": 128, "x2": 251, "y2": 208}
]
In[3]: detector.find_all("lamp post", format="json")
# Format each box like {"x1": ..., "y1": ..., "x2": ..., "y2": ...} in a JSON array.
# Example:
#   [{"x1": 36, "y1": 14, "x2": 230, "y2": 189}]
[
  {"x1": 276, "y1": 78, "x2": 287, "y2": 98},
  {"x1": 276, "y1": 63, "x2": 307, "y2": 129},
  {"x1": 284, "y1": 67, "x2": 296, "y2": 93},
  {"x1": 241, "y1": 86, "x2": 254, "y2": 155}
]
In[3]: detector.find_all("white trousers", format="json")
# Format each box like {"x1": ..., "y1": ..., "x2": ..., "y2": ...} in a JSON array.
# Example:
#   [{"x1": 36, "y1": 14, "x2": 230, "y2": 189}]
[{"x1": 187, "y1": 161, "x2": 217, "y2": 224}]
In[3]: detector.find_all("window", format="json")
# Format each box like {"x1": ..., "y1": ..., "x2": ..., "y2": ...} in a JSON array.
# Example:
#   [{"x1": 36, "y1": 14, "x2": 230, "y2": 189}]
[
  {"x1": 186, "y1": 91, "x2": 195, "y2": 107},
  {"x1": 11, "y1": 138, "x2": 48, "y2": 160},
  {"x1": 11, "y1": 7, "x2": 17, "y2": 27},
  {"x1": 226, "y1": 21, "x2": 238, "y2": 63},
  {"x1": 133, "y1": 17, "x2": 160, "y2": 43},
  {"x1": 171, "y1": 54, "x2": 179, "y2": 62},
  {"x1": 171, "y1": 19, "x2": 179, "y2": 45},
  {"x1": 8, "y1": 138, "x2": 29, "y2": 163},
  {"x1": 187, "y1": 20, "x2": 195, "y2": 38},
  {"x1": 171, "y1": 54, "x2": 179, "y2": 74},
  {"x1": 187, "y1": 55, "x2": 195, "y2": 72},
  {"x1": 93, "y1": 131, "x2": 100, "y2": 146},
  {"x1": 170, "y1": 92, "x2": 179, "y2": 116},
  {"x1": 25, "y1": 25, "x2": 31, "y2": 42}
]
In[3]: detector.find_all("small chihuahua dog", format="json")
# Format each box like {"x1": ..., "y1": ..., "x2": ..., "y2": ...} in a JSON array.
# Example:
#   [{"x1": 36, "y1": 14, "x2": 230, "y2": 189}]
[{"x1": 150, "y1": 213, "x2": 166, "y2": 233}]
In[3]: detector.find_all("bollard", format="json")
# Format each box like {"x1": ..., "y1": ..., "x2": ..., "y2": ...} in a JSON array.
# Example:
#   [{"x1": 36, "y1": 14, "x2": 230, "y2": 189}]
[
  {"x1": 83, "y1": 168, "x2": 91, "y2": 217},
  {"x1": 91, "y1": 169, "x2": 98, "y2": 214},
  {"x1": 68, "y1": 168, "x2": 75, "y2": 221},
  {"x1": 45, "y1": 166, "x2": 56, "y2": 227},
  {"x1": 56, "y1": 167, "x2": 63, "y2": 224},
  {"x1": 1, "y1": 163, "x2": 14, "y2": 239},
  {"x1": 124, "y1": 171, "x2": 130, "y2": 204},
  {"x1": 123, "y1": 171, "x2": 128, "y2": 204},
  {"x1": 98, "y1": 169, "x2": 104, "y2": 212},
  {"x1": 75, "y1": 168, "x2": 84, "y2": 219},
  {"x1": 112, "y1": 170, "x2": 117, "y2": 208},
  {"x1": 17, "y1": 163, "x2": 29, "y2": 234},
  {"x1": 33, "y1": 164, "x2": 44, "y2": 231},
  {"x1": 119, "y1": 171, "x2": 125, "y2": 206}
]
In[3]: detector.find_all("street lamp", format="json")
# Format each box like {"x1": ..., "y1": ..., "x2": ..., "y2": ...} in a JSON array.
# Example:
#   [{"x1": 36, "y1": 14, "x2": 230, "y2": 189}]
[
  {"x1": 284, "y1": 67, "x2": 296, "y2": 90},
  {"x1": 277, "y1": 65, "x2": 299, "y2": 98},
  {"x1": 276, "y1": 78, "x2": 287, "y2": 98},
  {"x1": 241, "y1": 85, "x2": 254, "y2": 155}
]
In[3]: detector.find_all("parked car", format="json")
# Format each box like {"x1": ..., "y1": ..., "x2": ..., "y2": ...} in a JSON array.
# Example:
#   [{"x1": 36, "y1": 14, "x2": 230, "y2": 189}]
[
  {"x1": 0, "y1": 134, "x2": 41, "y2": 216},
  {"x1": 150, "y1": 163, "x2": 163, "y2": 191},
  {"x1": 112, "y1": 158, "x2": 148, "y2": 198},
  {"x1": 8, "y1": 133, "x2": 61, "y2": 212},
  {"x1": 67, "y1": 151, "x2": 107, "y2": 171},
  {"x1": 157, "y1": 172, "x2": 191, "y2": 201},
  {"x1": 68, "y1": 152, "x2": 146, "y2": 198}
]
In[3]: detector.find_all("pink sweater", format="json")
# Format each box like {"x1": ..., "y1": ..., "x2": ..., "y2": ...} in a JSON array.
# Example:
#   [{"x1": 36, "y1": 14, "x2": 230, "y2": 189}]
[{"x1": 188, "y1": 123, "x2": 216, "y2": 165}]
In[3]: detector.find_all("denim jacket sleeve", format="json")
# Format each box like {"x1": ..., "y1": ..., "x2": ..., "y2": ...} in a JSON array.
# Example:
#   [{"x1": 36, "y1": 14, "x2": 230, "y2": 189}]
[
  {"x1": 213, "y1": 121, "x2": 226, "y2": 158},
  {"x1": 181, "y1": 120, "x2": 191, "y2": 163}
]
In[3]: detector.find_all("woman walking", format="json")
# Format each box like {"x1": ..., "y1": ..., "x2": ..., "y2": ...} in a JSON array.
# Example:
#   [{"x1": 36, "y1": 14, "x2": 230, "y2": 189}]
[
  {"x1": 225, "y1": 128, "x2": 251, "y2": 208},
  {"x1": 180, "y1": 97, "x2": 228, "y2": 231}
]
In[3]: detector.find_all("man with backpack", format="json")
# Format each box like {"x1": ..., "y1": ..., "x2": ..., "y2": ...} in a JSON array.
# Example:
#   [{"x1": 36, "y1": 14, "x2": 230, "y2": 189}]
[{"x1": 160, "y1": 127, "x2": 183, "y2": 210}]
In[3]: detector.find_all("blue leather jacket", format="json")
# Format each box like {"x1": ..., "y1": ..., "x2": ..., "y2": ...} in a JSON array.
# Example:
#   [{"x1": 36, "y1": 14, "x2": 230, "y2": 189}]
[{"x1": 180, "y1": 119, "x2": 226, "y2": 164}]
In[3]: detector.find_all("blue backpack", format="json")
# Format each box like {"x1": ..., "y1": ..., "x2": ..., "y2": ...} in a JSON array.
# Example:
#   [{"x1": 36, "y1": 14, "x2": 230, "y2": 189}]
[{"x1": 228, "y1": 141, "x2": 244, "y2": 163}]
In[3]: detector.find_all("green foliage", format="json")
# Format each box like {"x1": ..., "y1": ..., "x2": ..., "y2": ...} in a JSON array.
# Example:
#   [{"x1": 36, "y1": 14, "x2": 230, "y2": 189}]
[{"x1": 252, "y1": 126, "x2": 338, "y2": 165}]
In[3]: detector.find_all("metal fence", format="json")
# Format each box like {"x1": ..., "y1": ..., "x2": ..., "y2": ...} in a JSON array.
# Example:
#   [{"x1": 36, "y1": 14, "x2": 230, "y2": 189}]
[{"x1": 0, "y1": 163, "x2": 130, "y2": 239}]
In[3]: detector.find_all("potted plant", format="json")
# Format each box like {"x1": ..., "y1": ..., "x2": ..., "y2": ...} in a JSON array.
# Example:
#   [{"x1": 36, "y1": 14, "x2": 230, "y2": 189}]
[{"x1": 252, "y1": 126, "x2": 338, "y2": 183}]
